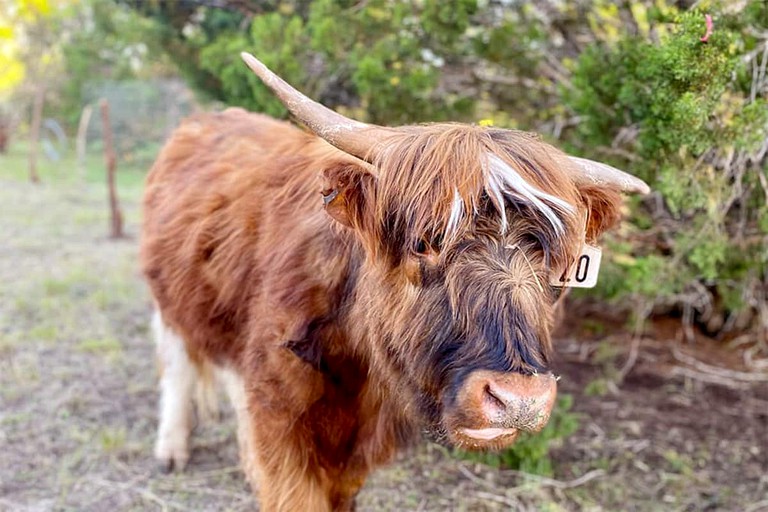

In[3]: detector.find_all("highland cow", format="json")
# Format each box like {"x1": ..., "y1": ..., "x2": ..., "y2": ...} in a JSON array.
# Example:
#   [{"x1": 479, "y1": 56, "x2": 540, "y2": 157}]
[{"x1": 140, "y1": 52, "x2": 649, "y2": 511}]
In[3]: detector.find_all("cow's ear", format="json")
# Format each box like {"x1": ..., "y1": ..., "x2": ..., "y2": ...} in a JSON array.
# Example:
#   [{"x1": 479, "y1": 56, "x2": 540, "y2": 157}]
[
  {"x1": 321, "y1": 163, "x2": 375, "y2": 229},
  {"x1": 578, "y1": 184, "x2": 624, "y2": 242}
]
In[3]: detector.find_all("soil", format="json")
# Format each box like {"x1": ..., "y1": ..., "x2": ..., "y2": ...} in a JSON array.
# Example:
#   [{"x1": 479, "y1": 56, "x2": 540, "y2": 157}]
[{"x1": 1, "y1": 174, "x2": 766, "y2": 511}]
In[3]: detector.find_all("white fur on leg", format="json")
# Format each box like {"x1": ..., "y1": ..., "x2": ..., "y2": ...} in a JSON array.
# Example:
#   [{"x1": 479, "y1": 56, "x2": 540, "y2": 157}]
[
  {"x1": 153, "y1": 310, "x2": 196, "y2": 472},
  {"x1": 219, "y1": 367, "x2": 260, "y2": 488},
  {"x1": 194, "y1": 362, "x2": 220, "y2": 426}
]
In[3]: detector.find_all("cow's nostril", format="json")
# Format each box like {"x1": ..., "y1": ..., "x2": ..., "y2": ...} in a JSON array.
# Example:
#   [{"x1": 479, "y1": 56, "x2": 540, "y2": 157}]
[{"x1": 483, "y1": 382, "x2": 507, "y2": 413}]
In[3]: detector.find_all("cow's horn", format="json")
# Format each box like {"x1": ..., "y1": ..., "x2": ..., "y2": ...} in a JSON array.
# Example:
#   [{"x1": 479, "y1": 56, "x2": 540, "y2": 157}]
[
  {"x1": 567, "y1": 156, "x2": 650, "y2": 195},
  {"x1": 241, "y1": 52, "x2": 392, "y2": 161}
]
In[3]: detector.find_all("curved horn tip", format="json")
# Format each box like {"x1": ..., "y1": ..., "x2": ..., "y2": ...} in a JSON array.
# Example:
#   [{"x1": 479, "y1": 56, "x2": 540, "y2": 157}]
[
  {"x1": 240, "y1": 51, "x2": 255, "y2": 66},
  {"x1": 620, "y1": 175, "x2": 651, "y2": 195},
  {"x1": 568, "y1": 156, "x2": 651, "y2": 195},
  {"x1": 633, "y1": 181, "x2": 651, "y2": 195},
  {"x1": 240, "y1": 52, "x2": 268, "y2": 76}
]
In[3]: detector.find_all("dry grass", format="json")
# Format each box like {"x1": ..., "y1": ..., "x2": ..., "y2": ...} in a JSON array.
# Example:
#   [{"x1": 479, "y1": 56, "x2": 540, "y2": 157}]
[{"x1": 1, "y1": 146, "x2": 766, "y2": 511}]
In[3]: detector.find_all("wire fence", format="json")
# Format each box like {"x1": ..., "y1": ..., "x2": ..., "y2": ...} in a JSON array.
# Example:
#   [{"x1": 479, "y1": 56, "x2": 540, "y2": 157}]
[{"x1": 80, "y1": 78, "x2": 196, "y2": 165}]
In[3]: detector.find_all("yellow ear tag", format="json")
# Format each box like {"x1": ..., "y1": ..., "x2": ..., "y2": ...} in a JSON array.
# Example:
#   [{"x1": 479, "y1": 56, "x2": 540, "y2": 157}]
[{"x1": 550, "y1": 244, "x2": 602, "y2": 288}]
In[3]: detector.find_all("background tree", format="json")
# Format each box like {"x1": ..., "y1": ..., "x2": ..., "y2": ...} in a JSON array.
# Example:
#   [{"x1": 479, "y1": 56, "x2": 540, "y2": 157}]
[
  {"x1": 1, "y1": 0, "x2": 68, "y2": 180},
  {"x1": 0, "y1": 7, "x2": 25, "y2": 153}
]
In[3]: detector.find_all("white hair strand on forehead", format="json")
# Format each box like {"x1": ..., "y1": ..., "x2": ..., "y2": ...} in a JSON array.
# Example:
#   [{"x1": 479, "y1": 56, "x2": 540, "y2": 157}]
[
  {"x1": 485, "y1": 154, "x2": 574, "y2": 235},
  {"x1": 446, "y1": 188, "x2": 465, "y2": 239}
]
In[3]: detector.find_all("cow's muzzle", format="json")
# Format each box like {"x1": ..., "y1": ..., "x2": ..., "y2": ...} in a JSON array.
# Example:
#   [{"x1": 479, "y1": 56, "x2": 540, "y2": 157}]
[{"x1": 447, "y1": 370, "x2": 557, "y2": 449}]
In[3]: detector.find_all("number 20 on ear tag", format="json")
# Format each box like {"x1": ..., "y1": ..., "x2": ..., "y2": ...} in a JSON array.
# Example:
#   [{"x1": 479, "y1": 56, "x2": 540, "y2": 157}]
[{"x1": 550, "y1": 244, "x2": 602, "y2": 288}]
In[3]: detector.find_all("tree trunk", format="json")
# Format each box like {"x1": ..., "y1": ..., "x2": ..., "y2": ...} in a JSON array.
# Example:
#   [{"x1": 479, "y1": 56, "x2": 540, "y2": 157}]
[
  {"x1": 76, "y1": 103, "x2": 93, "y2": 180},
  {"x1": 28, "y1": 86, "x2": 45, "y2": 183},
  {"x1": 99, "y1": 99, "x2": 124, "y2": 239}
]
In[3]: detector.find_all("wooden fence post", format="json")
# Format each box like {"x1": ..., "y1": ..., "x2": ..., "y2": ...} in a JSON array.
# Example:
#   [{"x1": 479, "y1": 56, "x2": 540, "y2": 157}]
[
  {"x1": 76, "y1": 103, "x2": 93, "y2": 180},
  {"x1": 99, "y1": 99, "x2": 125, "y2": 239},
  {"x1": 0, "y1": 115, "x2": 9, "y2": 154},
  {"x1": 28, "y1": 85, "x2": 45, "y2": 183}
]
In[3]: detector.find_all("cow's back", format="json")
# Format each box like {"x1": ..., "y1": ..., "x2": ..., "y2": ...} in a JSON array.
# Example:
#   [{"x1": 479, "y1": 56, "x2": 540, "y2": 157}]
[{"x1": 141, "y1": 108, "x2": 345, "y2": 365}]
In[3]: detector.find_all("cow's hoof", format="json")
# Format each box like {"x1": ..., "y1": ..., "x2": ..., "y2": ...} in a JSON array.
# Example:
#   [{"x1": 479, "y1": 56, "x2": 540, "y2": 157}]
[
  {"x1": 154, "y1": 439, "x2": 189, "y2": 473},
  {"x1": 157, "y1": 457, "x2": 175, "y2": 474}
]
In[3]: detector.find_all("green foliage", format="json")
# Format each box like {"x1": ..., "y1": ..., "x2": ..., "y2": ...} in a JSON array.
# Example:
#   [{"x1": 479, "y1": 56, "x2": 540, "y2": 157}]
[
  {"x1": 35, "y1": 1, "x2": 174, "y2": 128},
  {"x1": 199, "y1": 12, "x2": 309, "y2": 117},
  {"x1": 568, "y1": 11, "x2": 737, "y2": 172},
  {"x1": 422, "y1": 0, "x2": 477, "y2": 48},
  {"x1": 455, "y1": 394, "x2": 580, "y2": 476},
  {"x1": 564, "y1": 6, "x2": 768, "y2": 332},
  {"x1": 308, "y1": 0, "x2": 476, "y2": 123},
  {"x1": 127, "y1": 0, "x2": 477, "y2": 124}
]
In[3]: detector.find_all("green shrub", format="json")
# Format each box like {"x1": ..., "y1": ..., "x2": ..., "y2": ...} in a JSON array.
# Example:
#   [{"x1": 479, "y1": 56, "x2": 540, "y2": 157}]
[{"x1": 564, "y1": 7, "x2": 768, "y2": 335}]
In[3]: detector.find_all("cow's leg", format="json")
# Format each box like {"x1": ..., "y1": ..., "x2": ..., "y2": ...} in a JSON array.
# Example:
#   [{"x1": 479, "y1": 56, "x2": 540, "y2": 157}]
[
  {"x1": 247, "y1": 415, "x2": 369, "y2": 512},
  {"x1": 153, "y1": 310, "x2": 196, "y2": 472},
  {"x1": 240, "y1": 366, "x2": 335, "y2": 512},
  {"x1": 250, "y1": 427, "x2": 335, "y2": 512},
  {"x1": 194, "y1": 361, "x2": 220, "y2": 425},
  {"x1": 242, "y1": 379, "x2": 370, "y2": 510},
  {"x1": 219, "y1": 367, "x2": 260, "y2": 489}
]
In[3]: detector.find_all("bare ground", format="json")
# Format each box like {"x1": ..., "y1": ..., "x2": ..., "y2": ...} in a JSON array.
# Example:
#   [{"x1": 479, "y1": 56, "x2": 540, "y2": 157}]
[{"x1": 1, "y1": 170, "x2": 766, "y2": 511}]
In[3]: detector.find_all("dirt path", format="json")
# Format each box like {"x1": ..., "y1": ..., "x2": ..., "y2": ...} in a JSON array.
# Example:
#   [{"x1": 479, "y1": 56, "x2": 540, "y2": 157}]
[{"x1": 1, "y1": 174, "x2": 766, "y2": 511}]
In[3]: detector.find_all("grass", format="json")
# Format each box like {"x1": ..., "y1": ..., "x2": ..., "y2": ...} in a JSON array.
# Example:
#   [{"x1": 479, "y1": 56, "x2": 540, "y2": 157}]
[
  {"x1": 2, "y1": 139, "x2": 152, "y2": 191},
  {"x1": 77, "y1": 337, "x2": 123, "y2": 353}
]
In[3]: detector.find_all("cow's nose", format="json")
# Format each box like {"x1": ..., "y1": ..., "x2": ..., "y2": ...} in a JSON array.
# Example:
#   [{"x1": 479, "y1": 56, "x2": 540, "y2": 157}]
[{"x1": 458, "y1": 370, "x2": 557, "y2": 435}]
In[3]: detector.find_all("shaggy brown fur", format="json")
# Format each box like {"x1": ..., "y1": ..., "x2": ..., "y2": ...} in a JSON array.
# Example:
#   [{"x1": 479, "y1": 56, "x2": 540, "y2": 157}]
[{"x1": 141, "y1": 107, "x2": 623, "y2": 510}]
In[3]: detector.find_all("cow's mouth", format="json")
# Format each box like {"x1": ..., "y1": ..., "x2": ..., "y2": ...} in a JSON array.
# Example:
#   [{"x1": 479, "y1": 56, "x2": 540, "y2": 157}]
[
  {"x1": 459, "y1": 426, "x2": 518, "y2": 441},
  {"x1": 449, "y1": 425, "x2": 520, "y2": 450}
]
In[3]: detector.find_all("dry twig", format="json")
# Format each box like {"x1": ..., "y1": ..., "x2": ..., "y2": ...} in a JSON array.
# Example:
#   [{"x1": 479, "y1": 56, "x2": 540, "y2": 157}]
[
  {"x1": 672, "y1": 346, "x2": 768, "y2": 383},
  {"x1": 745, "y1": 499, "x2": 768, "y2": 512},
  {"x1": 91, "y1": 477, "x2": 187, "y2": 512},
  {"x1": 499, "y1": 467, "x2": 606, "y2": 489}
]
